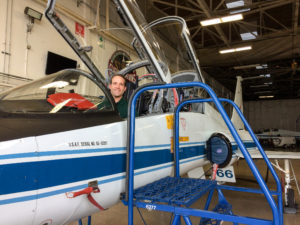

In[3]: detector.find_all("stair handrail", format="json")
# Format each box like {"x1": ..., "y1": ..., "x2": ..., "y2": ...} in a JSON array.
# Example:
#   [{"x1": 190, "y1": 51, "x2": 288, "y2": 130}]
[
  {"x1": 174, "y1": 97, "x2": 282, "y2": 225},
  {"x1": 126, "y1": 81, "x2": 282, "y2": 225}
]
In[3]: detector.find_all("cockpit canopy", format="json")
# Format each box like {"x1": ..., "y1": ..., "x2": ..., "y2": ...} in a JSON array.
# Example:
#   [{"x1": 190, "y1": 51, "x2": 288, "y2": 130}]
[{"x1": 0, "y1": 69, "x2": 113, "y2": 114}]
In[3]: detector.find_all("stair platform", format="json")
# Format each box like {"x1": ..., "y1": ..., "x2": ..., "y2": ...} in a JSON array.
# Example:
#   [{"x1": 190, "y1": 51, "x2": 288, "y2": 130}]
[{"x1": 132, "y1": 176, "x2": 217, "y2": 207}]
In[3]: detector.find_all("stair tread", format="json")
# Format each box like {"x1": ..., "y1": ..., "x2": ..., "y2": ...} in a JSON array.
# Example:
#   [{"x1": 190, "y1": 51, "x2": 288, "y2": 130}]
[{"x1": 133, "y1": 176, "x2": 217, "y2": 206}]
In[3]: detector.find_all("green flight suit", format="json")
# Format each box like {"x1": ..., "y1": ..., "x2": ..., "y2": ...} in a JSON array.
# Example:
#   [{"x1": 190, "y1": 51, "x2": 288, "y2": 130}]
[{"x1": 98, "y1": 97, "x2": 128, "y2": 119}]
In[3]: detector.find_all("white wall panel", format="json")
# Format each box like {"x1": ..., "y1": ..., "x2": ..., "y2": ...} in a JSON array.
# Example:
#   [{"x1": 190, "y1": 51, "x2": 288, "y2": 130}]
[
  {"x1": 244, "y1": 99, "x2": 300, "y2": 132},
  {"x1": 0, "y1": 0, "x2": 136, "y2": 84}
]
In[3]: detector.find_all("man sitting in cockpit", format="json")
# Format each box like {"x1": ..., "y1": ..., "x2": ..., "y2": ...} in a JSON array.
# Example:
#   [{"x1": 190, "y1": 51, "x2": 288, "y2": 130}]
[{"x1": 98, "y1": 74, "x2": 128, "y2": 118}]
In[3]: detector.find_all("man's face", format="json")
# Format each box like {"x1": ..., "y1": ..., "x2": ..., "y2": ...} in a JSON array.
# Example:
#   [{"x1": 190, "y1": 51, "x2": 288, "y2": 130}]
[{"x1": 109, "y1": 75, "x2": 127, "y2": 99}]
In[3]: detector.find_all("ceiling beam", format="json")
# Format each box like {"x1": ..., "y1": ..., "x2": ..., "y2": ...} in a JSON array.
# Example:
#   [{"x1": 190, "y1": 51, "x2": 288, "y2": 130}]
[
  {"x1": 196, "y1": 0, "x2": 230, "y2": 46},
  {"x1": 263, "y1": 11, "x2": 289, "y2": 31},
  {"x1": 293, "y1": 0, "x2": 299, "y2": 35},
  {"x1": 185, "y1": 0, "x2": 293, "y2": 21},
  {"x1": 214, "y1": 0, "x2": 226, "y2": 11},
  {"x1": 151, "y1": 0, "x2": 203, "y2": 14},
  {"x1": 186, "y1": 0, "x2": 203, "y2": 10}
]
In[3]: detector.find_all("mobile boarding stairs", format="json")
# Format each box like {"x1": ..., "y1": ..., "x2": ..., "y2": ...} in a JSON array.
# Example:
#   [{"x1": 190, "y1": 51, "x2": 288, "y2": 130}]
[{"x1": 122, "y1": 81, "x2": 283, "y2": 225}]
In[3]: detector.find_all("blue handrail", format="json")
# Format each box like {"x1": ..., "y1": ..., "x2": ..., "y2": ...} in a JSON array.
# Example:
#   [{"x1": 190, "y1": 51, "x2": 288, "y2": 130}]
[
  {"x1": 174, "y1": 98, "x2": 282, "y2": 225},
  {"x1": 127, "y1": 81, "x2": 282, "y2": 225}
]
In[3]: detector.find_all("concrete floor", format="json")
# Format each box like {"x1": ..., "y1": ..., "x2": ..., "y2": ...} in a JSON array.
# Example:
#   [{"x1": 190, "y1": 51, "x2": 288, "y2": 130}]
[{"x1": 69, "y1": 150, "x2": 300, "y2": 225}]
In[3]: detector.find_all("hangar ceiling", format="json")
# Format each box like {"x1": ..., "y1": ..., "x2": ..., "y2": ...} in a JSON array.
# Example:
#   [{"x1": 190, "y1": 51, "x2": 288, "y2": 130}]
[{"x1": 141, "y1": 0, "x2": 300, "y2": 101}]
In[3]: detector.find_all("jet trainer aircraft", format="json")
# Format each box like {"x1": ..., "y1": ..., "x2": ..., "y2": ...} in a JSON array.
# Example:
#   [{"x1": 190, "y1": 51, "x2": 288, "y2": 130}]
[{"x1": 0, "y1": 0, "x2": 256, "y2": 224}]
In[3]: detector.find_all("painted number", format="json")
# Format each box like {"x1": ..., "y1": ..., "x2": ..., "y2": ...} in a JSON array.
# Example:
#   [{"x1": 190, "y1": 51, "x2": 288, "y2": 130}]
[
  {"x1": 146, "y1": 204, "x2": 156, "y2": 211},
  {"x1": 215, "y1": 166, "x2": 236, "y2": 183},
  {"x1": 217, "y1": 169, "x2": 233, "y2": 178}
]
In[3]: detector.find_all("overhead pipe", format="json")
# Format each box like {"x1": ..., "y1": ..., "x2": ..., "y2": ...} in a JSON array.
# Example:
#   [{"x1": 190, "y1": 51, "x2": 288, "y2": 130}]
[{"x1": 2, "y1": 0, "x2": 13, "y2": 74}]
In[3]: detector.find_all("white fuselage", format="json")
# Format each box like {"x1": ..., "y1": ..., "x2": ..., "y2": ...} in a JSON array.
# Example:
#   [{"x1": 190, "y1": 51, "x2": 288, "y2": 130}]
[{"x1": 0, "y1": 110, "x2": 253, "y2": 225}]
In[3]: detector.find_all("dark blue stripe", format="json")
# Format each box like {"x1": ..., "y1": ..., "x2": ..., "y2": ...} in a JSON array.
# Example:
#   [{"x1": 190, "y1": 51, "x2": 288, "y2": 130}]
[
  {"x1": 0, "y1": 145, "x2": 206, "y2": 196},
  {"x1": 0, "y1": 143, "x2": 207, "y2": 160},
  {"x1": 232, "y1": 142, "x2": 256, "y2": 150},
  {"x1": 0, "y1": 141, "x2": 254, "y2": 197},
  {"x1": 0, "y1": 154, "x2": 210, "y2": 205}
]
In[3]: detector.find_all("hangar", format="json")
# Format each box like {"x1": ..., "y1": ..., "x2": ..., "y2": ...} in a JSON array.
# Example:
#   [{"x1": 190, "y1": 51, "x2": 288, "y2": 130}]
[{"x1": 0, "y1": 1, "x2": 299, "y2": 225}]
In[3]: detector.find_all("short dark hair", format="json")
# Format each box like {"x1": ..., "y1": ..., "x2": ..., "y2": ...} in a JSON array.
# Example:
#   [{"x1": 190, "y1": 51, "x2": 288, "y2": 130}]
[{"x1": 109, "y1": 74, "x2": 127, "y2": 85}]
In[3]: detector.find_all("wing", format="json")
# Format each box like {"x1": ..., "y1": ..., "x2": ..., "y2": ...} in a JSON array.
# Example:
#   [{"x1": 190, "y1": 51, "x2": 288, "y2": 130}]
[{"x1": 237, "y1": 149, "x2": 300, "y2": 159}]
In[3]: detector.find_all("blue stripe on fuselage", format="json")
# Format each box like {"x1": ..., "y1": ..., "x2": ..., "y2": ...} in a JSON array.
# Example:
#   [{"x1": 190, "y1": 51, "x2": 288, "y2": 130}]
[
  {"x1": 0, "y1": 141, "x2": 255, "y2": 199},
  {"x1": 232, "y1": 142, "x2": 256, "y2": 150},
  {"x1": 0, "y1": 145, "x2": 206, "y2": 196},
  {"x1": 0, "y1": 142, "x2": 205, "y2": 160}
]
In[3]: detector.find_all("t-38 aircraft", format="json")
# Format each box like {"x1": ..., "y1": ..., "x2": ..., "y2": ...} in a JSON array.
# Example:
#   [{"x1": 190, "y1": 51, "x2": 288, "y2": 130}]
[{"x1": 0, "y1": 0, "x2": 256, "y2": 224}]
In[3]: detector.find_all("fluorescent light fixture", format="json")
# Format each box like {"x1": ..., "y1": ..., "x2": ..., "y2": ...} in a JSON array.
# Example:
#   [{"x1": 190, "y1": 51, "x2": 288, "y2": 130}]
[
  {"x1": 234, "y1": 64, "x2": 260, "y2": 69},
  {"x1": 243, "y1": 76, "x2": 265, "y2": 80},
  {"x1": 255, "y1": 90, "x2": 272, "y2": 94},
  {"x1": 221, "y1": 14, "x2": 243, "y2": 22},
  {"x1": 219, "y1": 45, "x2": 252, "y2": 54},
  {"x1": 259, "y1": 73, "x2": 271, "y2": 78},
  {"x1": 264, "y1": 82, "x2": 272, "y2": 85},
  {"x1": 250, "y1": 84, "x2": 268, "y2": 88},
  {"x1": 219, "y1": 49, "x2": 235, "y2": 54},
  {"x1": 256, "y1": 64, "x2": 268, "y2": 69},
  {"x1": 200, "y1": 13, "x2": 243, "y2": 26},
  {"x1": 200, "y1": 18, "x2": 221, "y2": 26},
  {"x1": 236, "y1": 46, "x2": 252, "y2": 51},
  {"x1": 259, "y1": 95, "x2": 274, "y2": 99}
]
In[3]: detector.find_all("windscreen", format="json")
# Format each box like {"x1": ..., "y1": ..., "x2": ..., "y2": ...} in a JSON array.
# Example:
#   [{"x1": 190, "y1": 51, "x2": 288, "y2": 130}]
[
  {"x1": 121, "y1": 0, "x2": 203, "y2": 82},
  {"x1": 0, "y1": 70, "x2": 113, "y2": 114}
]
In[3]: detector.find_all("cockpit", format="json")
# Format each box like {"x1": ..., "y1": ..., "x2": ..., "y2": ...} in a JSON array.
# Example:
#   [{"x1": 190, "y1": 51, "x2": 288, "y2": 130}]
[{"x1": 0, "y1": 69, "x2": 114, "y2": 114}]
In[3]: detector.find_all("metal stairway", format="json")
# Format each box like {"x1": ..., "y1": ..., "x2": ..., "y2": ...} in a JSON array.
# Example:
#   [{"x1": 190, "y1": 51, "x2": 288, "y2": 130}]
[{"x1": 122, "y1": 82, "x2": 283, "y2": 225}]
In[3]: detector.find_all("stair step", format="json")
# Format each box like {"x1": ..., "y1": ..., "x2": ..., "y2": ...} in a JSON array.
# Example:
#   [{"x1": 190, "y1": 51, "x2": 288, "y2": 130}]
[{"x1": 133, "y1": 176, "x2": 217, "y2": 206}]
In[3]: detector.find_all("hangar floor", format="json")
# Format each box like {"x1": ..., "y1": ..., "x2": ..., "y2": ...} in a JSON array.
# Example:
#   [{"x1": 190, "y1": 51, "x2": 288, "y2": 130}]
[{"x1": 69, "y1": 150, "x2": 300, "y2": 225}]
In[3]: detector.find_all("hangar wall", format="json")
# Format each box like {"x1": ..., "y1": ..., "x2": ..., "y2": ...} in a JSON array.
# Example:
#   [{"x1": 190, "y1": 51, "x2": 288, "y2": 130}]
[
  {"x1": 0, "y1": 0, "x2": 137, "y2": 92},
  {"x1": 244, "y1": 99, "x2": 300, "y2": 132}
]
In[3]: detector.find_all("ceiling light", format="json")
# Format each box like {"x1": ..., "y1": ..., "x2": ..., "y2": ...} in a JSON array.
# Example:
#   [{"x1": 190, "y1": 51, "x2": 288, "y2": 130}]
[
  {"x1": 259, "y1": 95, "x2": 274, "y2": 99},
  {"x1": 221, "y1": 14, "x2": 243, "y2": 22},
  {"x1": 256, "y1": 64, "x2": 268, "y2": 69},
  {"x1": 219, "y1": 49, "x2": 235, "y2": 54},
  {"x1": 219, "y1": 45, "x2": 251, "y2": 54},
  {"x1": 255, "y1": 90, "x2": 272, "y2": 94},
  {"x1": 236, "y1": 46, "x2": 252, "y2": 51},
  {"x1": 200, "y1": 18, "x2": 221, "y2": 26},
  {"x1": 259, "y1": 73, "x2": 271, "y2": 78},
  {"x1": 250, "y1": 84, "x2": 268, "y2": 88},
  {"x1": 243, "y1": 76, "x2": 264, "y2": 80},
  {"x1": 234, "y1": 64, "x2": 260, "y2": 69},
  {"x1": 200, "y1": 13, "x2": 243, "y2": 26}
]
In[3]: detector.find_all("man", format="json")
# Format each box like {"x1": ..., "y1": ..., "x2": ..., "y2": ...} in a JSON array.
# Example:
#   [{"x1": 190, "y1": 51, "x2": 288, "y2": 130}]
[
  {"x1": 109, "y1": 74, "x2": 128, "y2": 118},
  {"x1": 98, "y1": 74, "x2": 128, "y2": 118}
]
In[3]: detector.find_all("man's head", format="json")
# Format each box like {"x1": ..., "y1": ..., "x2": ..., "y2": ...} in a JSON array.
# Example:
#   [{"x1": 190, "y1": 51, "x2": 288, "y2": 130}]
[{"x1": 109, "y1": 74, "x2": 127, "y2": 103}]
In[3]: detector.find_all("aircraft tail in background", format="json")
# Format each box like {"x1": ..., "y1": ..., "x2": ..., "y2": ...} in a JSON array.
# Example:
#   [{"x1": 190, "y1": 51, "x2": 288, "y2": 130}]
[{"x1": 231, "y1": 76, "x2": 244, "y2": 130}]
